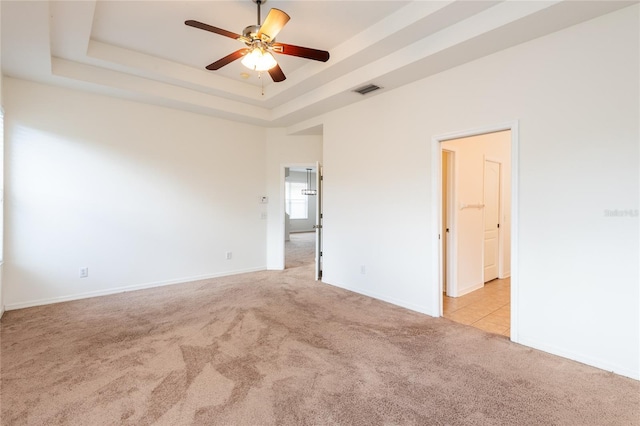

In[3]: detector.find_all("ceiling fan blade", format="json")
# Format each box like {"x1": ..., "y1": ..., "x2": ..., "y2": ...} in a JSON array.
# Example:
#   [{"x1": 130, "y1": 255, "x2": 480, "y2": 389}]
[
  {"x1": 257, "y1": 9, "x2": 290, "y2": 41},
  {"x1": 268, "y1": 64, "x2": 286, "y2": 82},
  {"x1": 185, "y1": 20, "x2": 241, "y2": 40},
  {"x1": 272, "y1": 43, "x2": 330, "y2": 62},
  {"x1": 206, "y1": 49, "x2": 249, "y2": 70}
]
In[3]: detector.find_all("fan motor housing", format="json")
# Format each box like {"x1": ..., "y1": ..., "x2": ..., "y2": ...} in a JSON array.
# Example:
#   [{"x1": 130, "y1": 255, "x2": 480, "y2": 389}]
[{"x1": 243, "y1": 25, "x2": 260, "y2": 39}]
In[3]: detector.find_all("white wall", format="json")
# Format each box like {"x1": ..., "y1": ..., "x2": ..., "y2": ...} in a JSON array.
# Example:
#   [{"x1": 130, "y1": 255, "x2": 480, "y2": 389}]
[
  {"x1": 4, "y1": 78, "x2": 267, "y2": 309},
  {"x1": 0, "y1": 104, "x2": 3, "y2": 315},
  {"x1": 286, "y1": 170, "x2": 317, "y2": 233},
  {"x1": 442, "y1": 131, "x2": 511, "y2": 296},
  {"x1": 0, "y1": 2, "x2": 4, "y2": 318},
  {"x1": 321, "y1": 6, "x2": 639, "y2": 379},
  {"x1": 265, "y1": 128, "x2": 322, "y2": 270}
]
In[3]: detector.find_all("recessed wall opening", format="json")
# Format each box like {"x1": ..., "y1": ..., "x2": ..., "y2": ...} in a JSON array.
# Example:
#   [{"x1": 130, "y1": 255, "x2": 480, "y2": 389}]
[{"x1": 433, "y1": 123, "x2": 518, "y2": 341}]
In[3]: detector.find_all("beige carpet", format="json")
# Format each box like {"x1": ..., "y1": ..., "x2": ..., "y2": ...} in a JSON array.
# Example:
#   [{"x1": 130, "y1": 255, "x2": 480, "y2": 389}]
[
  {"x1": 285, "y1": 231, "x2": 316, "y2": 269},
  {"x1": 1, "y1": 262, "x2": 639, "y2": 425}
]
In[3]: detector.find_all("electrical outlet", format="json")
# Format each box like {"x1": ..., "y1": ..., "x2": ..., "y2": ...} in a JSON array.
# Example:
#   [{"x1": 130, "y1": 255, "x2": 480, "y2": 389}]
[
  {"x1": 226, "y1": 252, "x2": 232, "y2": 260},
  {"x1": 260, "y1": 212, "x2": 267, "y2": 220},
  {"x1": 79, "y1": 267, "x2": 89, "y2": 278},
  {"x1": 360, "y1": 265, "x2": 366, "y2": 275}
]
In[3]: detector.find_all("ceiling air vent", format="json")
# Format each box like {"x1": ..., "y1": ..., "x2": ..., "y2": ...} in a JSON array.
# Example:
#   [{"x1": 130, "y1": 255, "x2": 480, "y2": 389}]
[{"x1": 353, "y1": 84, "x2": 381, "y2": 95}]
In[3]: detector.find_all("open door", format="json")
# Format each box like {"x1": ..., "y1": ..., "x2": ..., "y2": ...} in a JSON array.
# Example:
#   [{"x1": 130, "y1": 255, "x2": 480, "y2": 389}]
[
  {"x1": 442, "y1": 150, "x2": 455, "y2": 296},
  {"x1": 314, "y1": 162, "x2": 323, "y2": 280}
]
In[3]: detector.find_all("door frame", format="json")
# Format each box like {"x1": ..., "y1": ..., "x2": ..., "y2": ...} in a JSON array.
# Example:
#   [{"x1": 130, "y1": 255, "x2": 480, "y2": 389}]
[
  {"x1": 441, "y1": 148, "x2": 458, "y2": 297},
  {"x1": 430, "y1": 121, "x2": 519, "y2": 342},
  {"x1": 314, "y1": 162, "x2": 323, "y2": 280}
]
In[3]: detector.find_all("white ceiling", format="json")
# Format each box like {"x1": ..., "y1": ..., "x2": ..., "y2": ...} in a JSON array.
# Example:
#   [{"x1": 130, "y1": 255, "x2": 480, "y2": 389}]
[{"x1": 1, "y1": 1, "x2": 635, "y2": 130}]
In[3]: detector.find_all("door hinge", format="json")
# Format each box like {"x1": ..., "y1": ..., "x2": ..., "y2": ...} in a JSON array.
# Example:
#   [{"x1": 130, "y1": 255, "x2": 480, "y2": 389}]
[{"x1": 497, "y1": 223, "x2": 500, "y2": 228}]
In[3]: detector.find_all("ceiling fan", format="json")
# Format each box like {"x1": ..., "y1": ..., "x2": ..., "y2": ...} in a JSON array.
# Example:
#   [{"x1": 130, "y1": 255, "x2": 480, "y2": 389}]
[{"x1": 185, "y1": 0, "x2": 330, "y2": 83}]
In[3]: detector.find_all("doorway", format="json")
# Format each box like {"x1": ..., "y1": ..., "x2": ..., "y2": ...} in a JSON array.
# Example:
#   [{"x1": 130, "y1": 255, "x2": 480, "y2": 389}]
[
  {"x1": 433, "y1": 124, "x2": 518, "y2": 340},
  {"x1": 283, "y1": 165, "x2": 322, "y2": 279}
]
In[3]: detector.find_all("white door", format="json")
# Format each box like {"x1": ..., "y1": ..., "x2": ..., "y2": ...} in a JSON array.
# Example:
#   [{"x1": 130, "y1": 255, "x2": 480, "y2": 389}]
[
  {"x1": 440, "y1": 150, "x2": 457, "y2": 297},
  {"x1": 483, "y1": 160, "x2": 500, "y2": 282},
  {"x1": 314, "y1": 162, "x2": 323, "y2": 280},
  {"x1": 442, "y1": 151, "x2": 448, "y2": 294}
]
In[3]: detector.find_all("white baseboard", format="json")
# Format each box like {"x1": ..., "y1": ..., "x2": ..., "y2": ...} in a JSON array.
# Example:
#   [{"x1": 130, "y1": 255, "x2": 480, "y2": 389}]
[
  {"x1": 518, "y1": 336, "x2": 639, "y2": 381},
  {"x1": 457, "y1": 282, "x2": 484, "y2": 297},
  {"x1": 322, "y1": 279, "x2": 435, "y2": 317},
  {"x1": 267, "y1": 266, "x2": 285, "y2": 271},
  {"x1": 4, "y1": 267, "x2": 266, "y2": 311}
]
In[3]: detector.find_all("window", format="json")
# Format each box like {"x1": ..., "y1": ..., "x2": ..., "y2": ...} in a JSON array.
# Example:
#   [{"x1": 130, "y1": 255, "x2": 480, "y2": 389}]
[{"x1": 285, "y1": 181, "x2": 308, "y2": 219}]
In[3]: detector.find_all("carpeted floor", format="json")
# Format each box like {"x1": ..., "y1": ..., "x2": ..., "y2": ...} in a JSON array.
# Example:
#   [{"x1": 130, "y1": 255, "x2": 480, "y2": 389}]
[
  {"x1": 1, "y1": 259, "x2": 639, "y2": 425},
  {"x1": 285, "y1": 232, "x2": 316, "y2": 269}
]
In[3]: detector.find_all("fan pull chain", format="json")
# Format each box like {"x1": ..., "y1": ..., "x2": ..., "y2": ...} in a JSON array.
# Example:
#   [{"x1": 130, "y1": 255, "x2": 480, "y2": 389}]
[{"x1": 260, "y1": 72, "x2": 265, "y2": 96}]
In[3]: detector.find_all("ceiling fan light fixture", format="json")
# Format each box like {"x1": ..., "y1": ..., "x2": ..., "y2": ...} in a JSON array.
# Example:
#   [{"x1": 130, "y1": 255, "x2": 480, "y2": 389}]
[
  {"x1": 185, "y1": 0, "x2": 330, "y2": 83},
  {"x1": 241, "y1": 46, "x2": 277, "y2": 71}
]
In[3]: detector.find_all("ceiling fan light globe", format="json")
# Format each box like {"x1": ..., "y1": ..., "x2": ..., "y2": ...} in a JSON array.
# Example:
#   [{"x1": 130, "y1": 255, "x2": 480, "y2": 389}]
[{"x1": 241, "y1": 48, "x2": 278, "y2": 71}]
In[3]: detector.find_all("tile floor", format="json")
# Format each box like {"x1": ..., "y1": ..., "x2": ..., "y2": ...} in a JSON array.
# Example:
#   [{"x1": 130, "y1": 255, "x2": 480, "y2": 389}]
[{"x1": 443, "y1": 277, "x2": 510, "y2": 337}]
